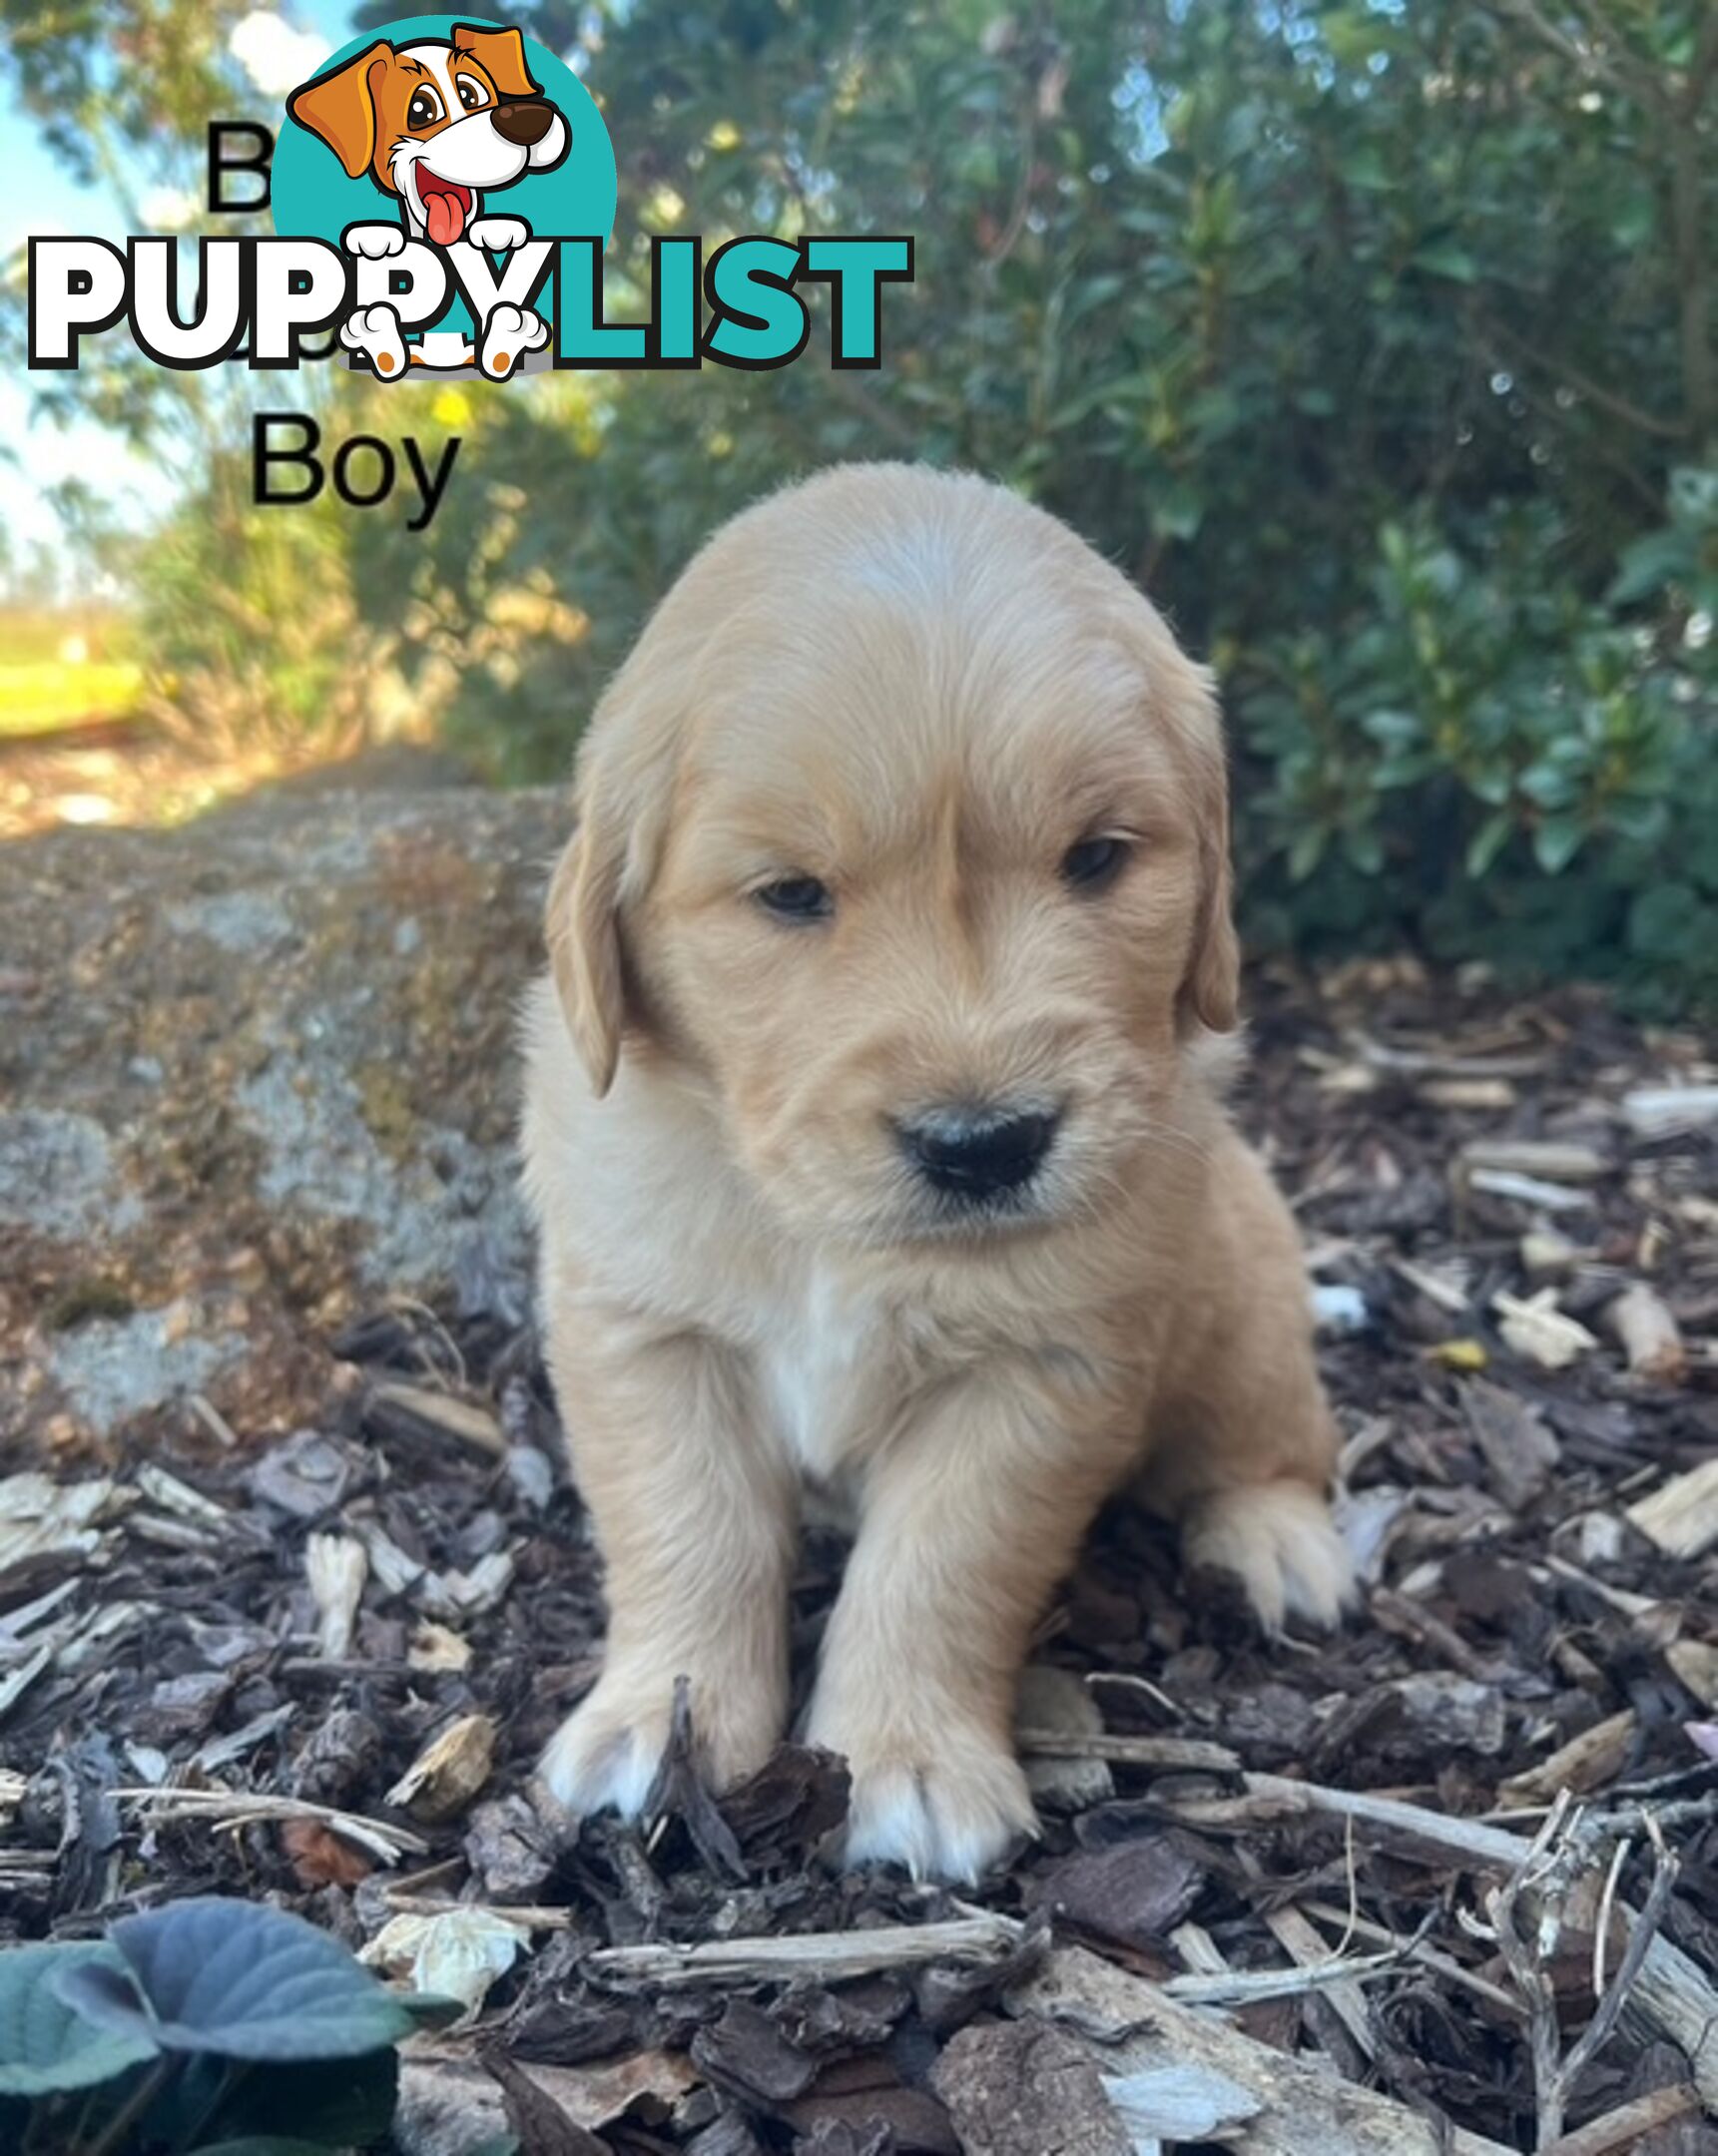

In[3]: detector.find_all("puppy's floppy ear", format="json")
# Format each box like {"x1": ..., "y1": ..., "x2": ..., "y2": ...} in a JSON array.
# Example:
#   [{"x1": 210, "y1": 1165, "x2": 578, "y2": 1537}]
[
  {"x1": 451, "y1": 22, "x2": 540, "y2": 97},
  {"x1": 1175, "y1": 668, "x2": 1241, "y2": 1036},
  {"x1": 287, "y1": 43, "x2": 389, "y2": 179},
  {"x1": 545, "y1": 794, "x2": 626, "y2": 1098}
]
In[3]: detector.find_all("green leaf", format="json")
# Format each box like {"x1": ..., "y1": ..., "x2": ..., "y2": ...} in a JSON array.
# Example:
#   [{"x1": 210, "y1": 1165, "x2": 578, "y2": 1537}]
[
  {"x1": 1531, "y1": 815, "x2": 1586, "y2": 874},
  {"x1": 1411, "y1": 239, "x2": 1477, "y2": 282},
  {"x1": 1464, "y1": 809, "x2": 1514, "y2": 877},
  {"x1": 55, "y1": 1898, "x2": 423, "y2": 2064},
  {"x1": 1607, "y1": 532, "x2": 1687, "y2": 606},
  {"x1": 1150, "y1": 481, "x2": 1205, "y2": 541},
  {"x1": 1337, "y1": 146, "x2": 1393, "y2": 192},
  {"x1": 0, "y1": 1941, "x2": 159, "y2": 2096},
  {"x1": 1288, "y1": 824, "x2": 1329, "y2": 881}
]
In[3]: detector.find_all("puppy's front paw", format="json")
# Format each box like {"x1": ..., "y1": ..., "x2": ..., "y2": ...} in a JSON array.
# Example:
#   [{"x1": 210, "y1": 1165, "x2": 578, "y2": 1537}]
[
  {"x1": 538, "y1": 1667, "x2": 780, "y2": 1822},
  {"x1": 478, "y1": 301, "x2": 550, "y2": 380},
  {"x1": 540, "y1": 1680, "x2": 672, "y2": 1820},
  {"x1": 1182, "y1": 1480, "x2": 1355, "y2": 1633},
  {"x1": 339, "y1": 301, "x2": 406, "y2": 378},
  {"x1": 819, "y1": 1719, "x2": 1036, "y2": 1884},
  {"x1": 344, "y1": 223, "x2": 406, "y2": 261},
  {"x1": 466, "y1": 215, "x2": 529, "y2": 252}
]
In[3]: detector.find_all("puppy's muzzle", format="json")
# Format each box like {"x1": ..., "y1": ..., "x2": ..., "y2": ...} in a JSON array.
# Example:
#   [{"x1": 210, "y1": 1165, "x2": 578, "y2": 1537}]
[
  {"x1": 493, "y1": 98, "x2": 556, "y2": 147},
  {"x1": 896, "y1": 1103, "x2": 1060, "y2": 1204}
]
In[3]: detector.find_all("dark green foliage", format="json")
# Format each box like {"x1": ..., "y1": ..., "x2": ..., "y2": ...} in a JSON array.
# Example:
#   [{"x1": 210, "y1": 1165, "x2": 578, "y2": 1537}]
[
  {"x1": 343, "y1": 0, "x2": 1718, "y2": 1009},
  {"x1": 0, "y1": 1898, "x2": 457, "y2": 2156},
  {"x1": 7, "y1": 0, "x2": 1715, "y2": 1004}
]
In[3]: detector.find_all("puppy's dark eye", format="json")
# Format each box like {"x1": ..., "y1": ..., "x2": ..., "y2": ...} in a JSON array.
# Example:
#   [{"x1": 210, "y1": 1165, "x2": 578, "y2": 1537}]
[
  {"x1": 755, "y1": 875, "x2": 833, "y2": 922},
  {"x1": 1061, "y1": 834, "x2": 1131, "y2": 891},
  {"x1": 406, "y1": 87, "x2": 443, "y2": 129},
  {"x1": 455, "y1": 75, "x2": 489, "y2": 111}
]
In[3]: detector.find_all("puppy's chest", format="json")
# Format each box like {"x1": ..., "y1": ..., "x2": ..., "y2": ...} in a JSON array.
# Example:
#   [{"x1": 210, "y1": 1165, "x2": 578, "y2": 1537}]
[{"x1": 756, "y1": 1270, "x2": 907, "y2": 1482}]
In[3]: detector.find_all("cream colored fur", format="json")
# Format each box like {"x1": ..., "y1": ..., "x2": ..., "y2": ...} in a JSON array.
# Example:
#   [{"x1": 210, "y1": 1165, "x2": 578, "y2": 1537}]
[{"x1": 521, "y1": 462, "x2": 1351, "y2": 1883}]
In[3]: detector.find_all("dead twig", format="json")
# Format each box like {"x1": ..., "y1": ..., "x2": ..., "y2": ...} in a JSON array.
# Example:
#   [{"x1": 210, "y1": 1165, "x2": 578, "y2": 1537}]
[
  {"x1": 111, "y1": 1786, "x2": 429, "y2": 1864},
  {"x1": 1487, "y1": 1793, "x2": 1579, "y2": 2148},
  {"x1": 587, "y1": 1911, "x2": 1025, "y2": 1989},
  {"x1": 1014, "y1": 1728, "x2": 1240, "y2": 1772},
  {"x1": 1149, "y1": 1771, "x2": 1718, "y2": 2108},
  {"x1": 1487, "y1": 1800, "x2": 1683, "y2": 2147},
  {"x1": 1556, "y1": 1816, "x2": 1681, "y2": 2109},
  {"x1": 1537, "y1": 2082, "x2": 1700, "y2": 2156}
]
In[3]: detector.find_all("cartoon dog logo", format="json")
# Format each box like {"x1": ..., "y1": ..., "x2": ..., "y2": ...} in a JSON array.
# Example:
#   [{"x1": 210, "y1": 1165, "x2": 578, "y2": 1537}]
[{"x1": 287, "y1": 23, "x2": 568, "y2": 379}]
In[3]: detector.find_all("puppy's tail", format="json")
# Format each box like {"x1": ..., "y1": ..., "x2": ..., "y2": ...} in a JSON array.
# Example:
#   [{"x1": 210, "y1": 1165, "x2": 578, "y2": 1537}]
[{"x1": 1182, "y1": 1480, "x2": 1355, "y2": 1633}]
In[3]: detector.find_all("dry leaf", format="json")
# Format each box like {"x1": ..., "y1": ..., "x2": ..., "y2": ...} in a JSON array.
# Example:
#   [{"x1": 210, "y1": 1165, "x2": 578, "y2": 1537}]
[
  {"x1": 281, "y1": 1815, "x2": 375, "y2": 1888},
  {"x1": 361, "y1": 1905, "x2": 529, "y2": 2014}
]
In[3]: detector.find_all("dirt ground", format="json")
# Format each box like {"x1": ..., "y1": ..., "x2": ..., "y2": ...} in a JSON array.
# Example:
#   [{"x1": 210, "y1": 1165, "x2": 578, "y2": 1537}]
[{"x1": 3, "y1": 962, "x2": 1716, "y2": 2155}]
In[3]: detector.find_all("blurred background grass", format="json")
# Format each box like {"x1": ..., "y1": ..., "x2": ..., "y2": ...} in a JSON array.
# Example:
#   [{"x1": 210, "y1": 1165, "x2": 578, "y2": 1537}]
[{"x1": 1, "y1": 0, "x2": 1714, "y2": 1007}]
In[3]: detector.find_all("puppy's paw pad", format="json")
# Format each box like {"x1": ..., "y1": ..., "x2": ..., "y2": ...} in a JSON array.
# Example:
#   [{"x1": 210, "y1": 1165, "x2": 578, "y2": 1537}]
[
  {"x1": 478, "y1": 301, "x2": 549, "y2": 379},
  {"x1": 839, "y1": 1743, "x2": 1036, "y2": 1884},
  {"x1": 1183, "y1": 1482, "x2": 1355, "y2": 1634},
  {"x1": 339, "y1": 302, "x2": 406, "y2": 377}
]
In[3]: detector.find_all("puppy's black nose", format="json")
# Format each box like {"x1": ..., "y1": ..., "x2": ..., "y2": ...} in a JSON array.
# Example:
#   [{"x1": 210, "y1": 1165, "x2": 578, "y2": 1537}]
[
  {"x1": 897, "y1": 1104, "x2": 1058, "y2": 1201},
  {"x1": 493, "y1": 98, "x2": 555, "y2": 146}
]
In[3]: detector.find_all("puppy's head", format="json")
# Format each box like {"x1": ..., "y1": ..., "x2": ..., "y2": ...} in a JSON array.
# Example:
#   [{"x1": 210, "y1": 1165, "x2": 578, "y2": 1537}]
[
  {"x1": 548, "y1": 464, "x2": 1238, "y2": 1249},
  {"x1": 288, "y1": 24, "x2": 566, "y2": 245}
]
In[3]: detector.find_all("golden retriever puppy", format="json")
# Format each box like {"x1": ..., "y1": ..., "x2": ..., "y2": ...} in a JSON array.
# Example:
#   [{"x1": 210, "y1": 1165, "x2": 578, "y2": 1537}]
[{"x1": 521, "y1": 462, "x2": 1350, "y2": 1882}]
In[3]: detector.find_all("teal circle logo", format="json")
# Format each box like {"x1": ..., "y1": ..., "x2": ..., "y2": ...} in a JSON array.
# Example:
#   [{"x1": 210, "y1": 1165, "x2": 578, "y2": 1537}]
[
  {"x1": 275, "y1": 15, "x2": 614, "y2": 248},
  {"x1": 273, "y1": 13, "x2": 615, "y2": 373}
]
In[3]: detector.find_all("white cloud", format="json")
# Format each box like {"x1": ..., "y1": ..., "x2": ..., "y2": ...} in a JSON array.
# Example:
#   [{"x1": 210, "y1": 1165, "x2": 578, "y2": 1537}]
[{"x1": 229, "y1": 10, "x2": 327, "y2": 100}]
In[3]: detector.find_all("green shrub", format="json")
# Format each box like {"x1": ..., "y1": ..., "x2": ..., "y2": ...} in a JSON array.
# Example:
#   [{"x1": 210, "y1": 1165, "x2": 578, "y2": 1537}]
[
  {"x1": 13, "y1": 0, "x2": 1716, "y2": 1006},
  {"x1": 1236, "y1": 498, "x2": 1717, "y2": 1004}
]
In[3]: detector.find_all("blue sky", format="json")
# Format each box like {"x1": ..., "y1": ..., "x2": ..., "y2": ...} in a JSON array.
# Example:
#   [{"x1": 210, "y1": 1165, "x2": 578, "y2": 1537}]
[{"x1": 2, "y1": 4, "x2": 357, "y2": 588}]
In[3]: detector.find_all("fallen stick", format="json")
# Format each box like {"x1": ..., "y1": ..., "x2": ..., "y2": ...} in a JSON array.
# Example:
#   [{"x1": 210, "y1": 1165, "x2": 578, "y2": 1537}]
[
  {"x1": 1538, "y1": 2082, "x2": 1699, "y2": 2156},
  {"x1": 366, "y1": 1379, "x2": 508, "y2": 1459},
  {"x1": 111, "y1": 1786, "x2": 429, "y2": 1863},
  {"x1": 1015, "y1": 1728, "x2": 1241, "y2": 1772},
  {"x1": 1257, "y1": 1902, "x2": 1377, "y2": 2059},
  {"x1": 1164, "y1": 1948, "x2": 1409, "y2": 2009},
  {"x1": 587, "y1": 1910, "x2": 1026, "y2": 1988},
  {"x1": 1299, "y1": 1899, "x2": 1523, "y2": 2017},
  {"x1": 1009, "y1": 1943, "x2": 1518, "y2": 2156},
  {"x1": 1154, "y1": 1772, "x2": 1718, "y2": 2110}
]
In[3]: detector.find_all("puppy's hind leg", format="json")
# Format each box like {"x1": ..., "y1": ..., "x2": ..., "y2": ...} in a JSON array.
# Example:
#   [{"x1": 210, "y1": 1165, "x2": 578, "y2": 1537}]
[{"x1": 1140, "y1": 1145, "x2": 1354, "y2": 1633}]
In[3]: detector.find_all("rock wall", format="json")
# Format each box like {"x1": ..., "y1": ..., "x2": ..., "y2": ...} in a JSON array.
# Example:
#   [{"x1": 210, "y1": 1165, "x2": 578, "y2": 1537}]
[{"x1": 0, "y1": 787, "x2": 567, "y2": 1452}]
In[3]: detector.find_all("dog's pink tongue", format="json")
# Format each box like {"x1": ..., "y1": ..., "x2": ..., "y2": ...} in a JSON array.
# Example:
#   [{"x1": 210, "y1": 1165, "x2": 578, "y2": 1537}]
[{"x1": 425, "y1": 191, "x2": 463, "y2": 246}]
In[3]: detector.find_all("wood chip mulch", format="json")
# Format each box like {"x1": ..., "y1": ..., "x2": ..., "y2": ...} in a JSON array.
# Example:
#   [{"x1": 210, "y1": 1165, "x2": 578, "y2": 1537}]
[{"x1": 3, "y1": 962, "x2": 1716, "y2": 2155}]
